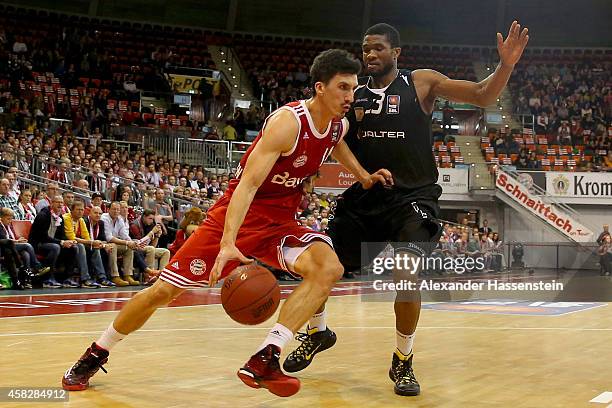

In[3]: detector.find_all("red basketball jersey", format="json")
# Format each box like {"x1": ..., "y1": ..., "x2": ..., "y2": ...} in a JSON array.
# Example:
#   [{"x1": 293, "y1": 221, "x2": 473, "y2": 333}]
[{"x1": 225, "y1": 100, "x2": 348, "y2": 217}]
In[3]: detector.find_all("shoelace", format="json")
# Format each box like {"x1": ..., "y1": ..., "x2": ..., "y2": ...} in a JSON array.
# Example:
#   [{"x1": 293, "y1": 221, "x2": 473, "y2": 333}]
[
  {"x1": 258, "y1": 347, "x2": 281, "y2": 370},
  {"x1": 394, "y1": 360, "x2": 417, "y2": 384},
  {"x1": 290, "y1": 332, "x2": 316, "y2": 361},
  {"x1": 73, "y1": 354, "x2": 108, "y2": 375}
]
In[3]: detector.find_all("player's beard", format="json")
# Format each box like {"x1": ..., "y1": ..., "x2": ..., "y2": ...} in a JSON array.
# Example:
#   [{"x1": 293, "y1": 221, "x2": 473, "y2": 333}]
[{"x1": 367, "y1": 60, "x2": 395, "y2": 78}]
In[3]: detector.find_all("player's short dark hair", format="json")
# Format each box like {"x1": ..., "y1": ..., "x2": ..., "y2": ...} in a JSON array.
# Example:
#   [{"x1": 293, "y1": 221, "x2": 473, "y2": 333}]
[
  {"x1": 142, "y1": 209, "x2": 155, "y2": 217},
  {"x1": 365, "y1": 23, "x2": 401, "y2": 48},
  {"x1": 310, "y1": 49, "x2": 361, "y2": 89}
]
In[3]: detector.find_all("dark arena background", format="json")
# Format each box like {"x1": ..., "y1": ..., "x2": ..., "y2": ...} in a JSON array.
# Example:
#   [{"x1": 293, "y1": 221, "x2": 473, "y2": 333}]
[{"x1": 0, "y1": 0, "x2": 610, "y2": 407}]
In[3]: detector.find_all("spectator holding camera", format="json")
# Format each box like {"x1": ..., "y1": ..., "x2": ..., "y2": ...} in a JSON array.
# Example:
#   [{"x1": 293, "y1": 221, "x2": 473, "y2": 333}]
[{"x1": 129, "y1": 209, "x2": 170, "y2": 284}]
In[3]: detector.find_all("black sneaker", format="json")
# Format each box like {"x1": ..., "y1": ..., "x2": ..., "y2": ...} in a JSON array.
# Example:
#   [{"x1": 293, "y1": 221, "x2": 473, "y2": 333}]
[
  {"x1": 62, "y1": 342, "x2": 109, "y2": 391},
  {"x1": 282, "y1": 327, "x2": 336, "y2": 373},
  {"x1": 389, "y1": 352, "x2": 420, "y2": 396}
]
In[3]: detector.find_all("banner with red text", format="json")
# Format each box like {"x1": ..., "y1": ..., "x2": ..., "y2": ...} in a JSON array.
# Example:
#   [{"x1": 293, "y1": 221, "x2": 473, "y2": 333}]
[{"x1": 496, "y1": 169, "x2": 594, "y2": 243}]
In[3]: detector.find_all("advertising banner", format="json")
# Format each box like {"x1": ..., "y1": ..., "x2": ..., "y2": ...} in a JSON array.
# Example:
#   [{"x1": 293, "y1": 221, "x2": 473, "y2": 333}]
[
  {"x1": 546, "y1": 172, "x2": 612, "y2": 204},
  {"x1": 168, "y1": 74, "x2": 217, "y2": 93},
  {"x1": 315, "y1": 164, "x2": 469, "y2": 194},
  {"x1": 438, "y1": 168, "x2": 469, "y2": 194},
  {"x1": 496, "y1": 169, "x2": 594, "y2": 243}
]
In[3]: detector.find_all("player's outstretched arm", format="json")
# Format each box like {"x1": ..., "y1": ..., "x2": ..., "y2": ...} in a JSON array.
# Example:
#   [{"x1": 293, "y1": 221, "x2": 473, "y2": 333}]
[
  {"x1": 331, "y1": 140, "x2": 393, "y2": 189},
  {"x1": 414, "y1": 20, "x2": 529, "y2": 108},
  {"x1": 209, "y1": 110, "x2": 298, "y2": 286}
]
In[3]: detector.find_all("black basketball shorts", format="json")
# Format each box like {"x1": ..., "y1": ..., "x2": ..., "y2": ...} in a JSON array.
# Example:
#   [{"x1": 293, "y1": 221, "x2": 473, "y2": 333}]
[{"x1": 328, "y1": 183, "x2": 443, "y2": 271}]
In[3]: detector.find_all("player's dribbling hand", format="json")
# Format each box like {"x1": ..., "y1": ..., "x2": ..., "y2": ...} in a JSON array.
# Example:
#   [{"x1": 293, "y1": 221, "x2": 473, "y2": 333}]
[
  {"x1": 209, "y1": 243, "x2": 253, "y2": 287},
  {"x1": 361, "y1": 168, "x2": 394, "y2": 189}
]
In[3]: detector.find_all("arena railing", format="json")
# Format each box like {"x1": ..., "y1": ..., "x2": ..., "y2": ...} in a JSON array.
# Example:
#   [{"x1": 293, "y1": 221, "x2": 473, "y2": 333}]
[
  {"x1": 484, "y1": 112, "x2": 535, "y2": 135},
  {"x1": 73, "y1": 136, "x2": 145, "y2": 153},
  {"x1": 497, "y1": 241, "x2": 601, "y2": 272},
  {"x1": 500, "y1": 166, "x2": 596, "y2": 233},
  {"x1": 0, "y1": 147, "x2": 208, "y2": 213},
  {"x1": 0, "y1": 162, "x2": 91, "y2": 202},
  {"x1": 116, "y1": 126, "x2": 233, "y2": 172}
]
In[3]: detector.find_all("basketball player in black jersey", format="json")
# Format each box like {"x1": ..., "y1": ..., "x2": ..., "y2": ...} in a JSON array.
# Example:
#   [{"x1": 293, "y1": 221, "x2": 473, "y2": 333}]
[{"x1": 284, "y1": 21, "x2": 529, "y2": 396}]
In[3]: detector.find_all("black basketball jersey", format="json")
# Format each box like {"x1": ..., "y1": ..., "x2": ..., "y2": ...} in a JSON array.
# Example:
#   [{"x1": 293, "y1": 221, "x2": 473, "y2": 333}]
[{"x1": 345, "y1": 69, "x2": 438, "y2": 191}]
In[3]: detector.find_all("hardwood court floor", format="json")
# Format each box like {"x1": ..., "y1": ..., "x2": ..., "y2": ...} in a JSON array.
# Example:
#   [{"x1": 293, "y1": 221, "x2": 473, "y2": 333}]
[{"x1": 0, "y1": 288, "x2": 610, "y2": 408}]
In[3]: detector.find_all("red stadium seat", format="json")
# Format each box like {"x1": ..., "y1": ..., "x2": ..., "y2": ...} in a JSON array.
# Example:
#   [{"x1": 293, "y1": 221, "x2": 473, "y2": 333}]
[{"x1": 12, "y1": 221, "x2": 32, "y2": 239}]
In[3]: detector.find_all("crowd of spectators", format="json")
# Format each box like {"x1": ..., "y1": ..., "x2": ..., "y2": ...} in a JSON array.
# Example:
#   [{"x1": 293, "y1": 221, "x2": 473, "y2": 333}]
[
  {"x1": 0, "y1": 121, "x2": 241, "y2": 289},
  {"x1": 511, "y1": 62, "x2": 610, "y2": 143},
  {"x1": 0, "y1": 8, "x2": 609, "y2": 289},
  {"x1": 484, "y1": 126, "x2": 611, "y2": 171},
  {"x1": 505, "y1": 59, "x2": 611, "y2": 171},
  {"x1": 0, "y1": 186, "x2": 175, "y2": 290},
  {"x1": 428, "y1": 219, "x2": 505, "y2": 274},
  {"x1": 0, "y1": 26, "x2": 174, "y2": 135}
]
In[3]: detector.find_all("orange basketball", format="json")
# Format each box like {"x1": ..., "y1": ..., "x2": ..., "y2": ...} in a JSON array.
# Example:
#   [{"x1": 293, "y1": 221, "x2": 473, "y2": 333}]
[{"x1": 221, "y1": 264, "x2": 280, "y2": 325}]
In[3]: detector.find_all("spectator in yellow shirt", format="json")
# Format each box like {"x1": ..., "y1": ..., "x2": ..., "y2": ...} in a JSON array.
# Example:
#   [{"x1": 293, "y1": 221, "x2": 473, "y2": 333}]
[
  {"x1": 63, "y1": 200, "x2": 104, "y2": 288},
  {"x1": 223, "y1": 120, "x2": 238, "y2": 141},
  {"x1": 604, "y1": 151, "x2": 612, "y2": 169}
]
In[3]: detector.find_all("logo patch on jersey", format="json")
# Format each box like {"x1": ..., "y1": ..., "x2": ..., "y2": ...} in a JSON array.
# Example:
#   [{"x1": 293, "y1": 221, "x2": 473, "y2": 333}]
[
  {"x1": 271, "y1": 172, "x2": 308, "y2": 188},
  {"x1": 190, "y1": 259, "x2": 207, "y2": 276},
  {"x1": 303, "y1": 132, "x2": 310, "y2": 140},
  {"x1": 331, "y1": 122, "x2": 341, "y2": 142},
  {"x1": 387, "y1": 95, "x2": 400, "y2": 114},
  {"x1": 354, "y1": 107, "x2": 364, "y2": 122},
  {"x1": 293, "y1": 154, "x2": 308, "y2": 168}
]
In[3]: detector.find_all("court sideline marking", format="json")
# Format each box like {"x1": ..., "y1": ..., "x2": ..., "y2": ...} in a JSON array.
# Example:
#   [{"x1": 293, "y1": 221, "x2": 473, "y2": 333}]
[{"x1": 1, "y1": 325, "x2": 612, "y2": 338}]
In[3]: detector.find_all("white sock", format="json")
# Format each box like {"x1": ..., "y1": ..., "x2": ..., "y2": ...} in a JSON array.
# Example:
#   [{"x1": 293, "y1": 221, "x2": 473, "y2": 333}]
[
  {"x1": 307, "y1": 310, "x2": 327, "y2": 333},
  {"x1": 95, "y1": 322, "x2": 127, "y2": 351},
  {"x1": 257, "y1": 323, "x2": 293, "y2": 353},
  {"x1": 396, "y1": 330, "x2": 415, "y2": 358}
]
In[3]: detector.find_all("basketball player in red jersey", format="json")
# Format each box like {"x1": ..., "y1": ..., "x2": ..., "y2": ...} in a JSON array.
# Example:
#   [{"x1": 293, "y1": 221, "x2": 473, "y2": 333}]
[{"x1": 62, "y1": 49, "x2": 393, "y2": 397}]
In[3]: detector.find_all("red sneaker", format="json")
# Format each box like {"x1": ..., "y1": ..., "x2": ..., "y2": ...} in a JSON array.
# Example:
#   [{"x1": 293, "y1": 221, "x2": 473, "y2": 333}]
[
  {"x1": 62, "y1": 342, "x2": 109, "y2": 391},
  {"x1": 237, "y1": 344, "x2": 301, "y2": 397}
]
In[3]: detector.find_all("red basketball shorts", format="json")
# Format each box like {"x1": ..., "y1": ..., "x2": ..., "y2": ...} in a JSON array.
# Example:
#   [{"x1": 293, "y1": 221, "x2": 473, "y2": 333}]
[{"x1": 159, "y1": 203, "x2": 332, "y2": 289}]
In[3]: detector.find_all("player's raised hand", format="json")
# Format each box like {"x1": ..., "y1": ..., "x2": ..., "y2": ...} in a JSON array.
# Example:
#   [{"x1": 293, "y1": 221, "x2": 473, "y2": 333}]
[
  {"x1": 209, "y1": 243, "x2": 253, "y2": 287},
  {"x1": 361, "y1": 168, "x2": 394, "y2": 189},
  {"x1": 497, "y1": 20, "x2": 529, "y2": 67}
]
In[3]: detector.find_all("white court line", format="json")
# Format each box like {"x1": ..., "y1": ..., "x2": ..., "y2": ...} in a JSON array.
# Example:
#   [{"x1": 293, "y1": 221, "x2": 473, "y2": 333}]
[
  {"x1": 1, "y1": 325, "x2": 612, "y2": 338},
  {"x1": 423, "y1": 302, "x2": 608, "y2": 317},
  {"x1": 0, "y1": 293, "x2": 368, "y2": 319},
  {"x1": 590, "y1": 391, "x2": 612, "y2": 404},
  {"x1": 0, "y1": 289, "x2": 143, "y2": 297},
  {"x1": 0, "y1": 302, "x2": 223, "y2": 319},
  {"x1": 0, "y1": 281, "x2": 365, "y2": 299},
  {"x1": 0, "y1": 297, "x2": 608, "y2": 320}
]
